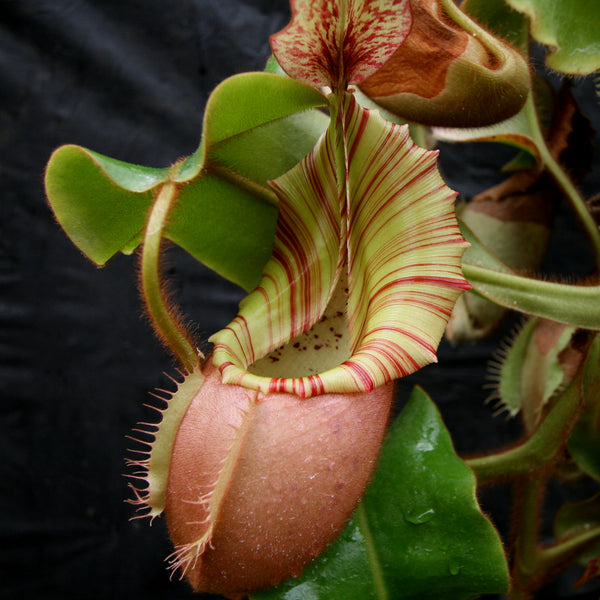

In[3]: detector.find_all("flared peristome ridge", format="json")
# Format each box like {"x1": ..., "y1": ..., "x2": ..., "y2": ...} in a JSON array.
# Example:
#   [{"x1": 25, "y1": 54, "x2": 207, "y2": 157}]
[{"x1": 211, "y1": 93, "x2": 470, "y2": 398}]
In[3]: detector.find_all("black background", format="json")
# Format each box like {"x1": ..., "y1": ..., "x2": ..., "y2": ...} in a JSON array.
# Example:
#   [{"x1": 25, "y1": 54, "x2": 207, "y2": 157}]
[{"x1": 2, "y1": 1, "x2": 600, "y2": 599}]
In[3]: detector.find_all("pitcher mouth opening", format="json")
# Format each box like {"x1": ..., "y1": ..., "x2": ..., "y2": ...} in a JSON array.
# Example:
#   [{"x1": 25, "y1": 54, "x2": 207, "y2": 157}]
[
  {"x1": 247, "y1": 273, "x2": 351, "y2": 380},
  {"x1": 210, "y1": 92, "x2": 470, "y2": 400},
  {"x1": 211, "y1": 269, "x2": 358, "y2": 399}
]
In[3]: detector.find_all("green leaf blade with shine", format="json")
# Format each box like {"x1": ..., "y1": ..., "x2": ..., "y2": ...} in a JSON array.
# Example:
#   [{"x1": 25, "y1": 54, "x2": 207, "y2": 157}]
[{"x1": 252, "y1": 387, "x2": 509, "y2": 600}]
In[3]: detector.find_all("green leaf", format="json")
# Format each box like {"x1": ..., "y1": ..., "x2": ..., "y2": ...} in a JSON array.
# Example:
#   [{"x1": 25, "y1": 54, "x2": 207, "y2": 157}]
[
  {"x1": 460, "y1": 220, "x2": 600, "y2": 330},
  {"x1": 505, "y1": 0, "x2": 600, "y2": 74},
  {"x1": 45, "y1": 72, "x2": 328, "y2": 290},
  {"x1": 252, "y1": 386, "x2": 509, "y2": 600},
  {"x1": 173, "y1": 72, "x2": 329, "y2": 291},
  {"x1": 45, "y1": 146, "x2": 168, "y2": 265},
  {"x1": 198, "y1": 72, "x2": 328, "y2": 163}
]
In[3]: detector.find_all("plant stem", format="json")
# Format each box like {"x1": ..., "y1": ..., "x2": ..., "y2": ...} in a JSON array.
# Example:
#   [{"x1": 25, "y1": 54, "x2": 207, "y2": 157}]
[
  {"x1": 509, "y1": 485, "x2": 600, "y2": 597},
  {"x1": 538, "y1": 525, "x2": 600, "y2": 575},
  {"x1": 462, "y1": 263, "x2": 600, "y2": 330},
  {"x1": 508, "y1": 474, "x2": 545, "y2": 599},
  {"x1": 140, "y1": 181, "x2": 198, "y2": 373},
  {"x1": 467, "y1": 374, "x2": 581, "y2": 486},
  {"x1": 524, "y1": 95, "x2": 600, "y2": 267}
]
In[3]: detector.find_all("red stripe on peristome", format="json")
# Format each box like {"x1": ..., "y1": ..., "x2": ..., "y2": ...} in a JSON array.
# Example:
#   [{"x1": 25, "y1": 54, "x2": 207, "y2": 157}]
[
  {"x1": 356, "y1": 338, "x2": 421, "y2": 378},
  {"x1": 373, "y1": 337, "x2": 424, "y2": 373},
  {"x1": 343, "y1": 360, "x2": 375, "y2": 393},
  {"x1": 370, "y1": 276, "x2": 472, "y2": 299},
  {"x1": 306, "y1": 374, "x2": 324, "y2": 397},
  {"x1": 296, "y1": 378, "x2": 306, "y2": 399},
  {"x1": 366, "y1": 325, "x2": 437, "y2": 359},
  {"x1": 232, "y1": 317, "x2": 255, "y2": 365},
  {"x1": 217, "y1": 361, "x2": 234, "y2": 376},
  {"x1": 268, "y1": 377, "x2": 283, "y2": 395}
]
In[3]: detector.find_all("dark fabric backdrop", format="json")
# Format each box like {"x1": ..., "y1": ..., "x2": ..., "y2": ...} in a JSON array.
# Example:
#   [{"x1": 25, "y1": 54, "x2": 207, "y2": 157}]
[{"x1": 1, "y1": 1, "x2": 599, "y2": 599}]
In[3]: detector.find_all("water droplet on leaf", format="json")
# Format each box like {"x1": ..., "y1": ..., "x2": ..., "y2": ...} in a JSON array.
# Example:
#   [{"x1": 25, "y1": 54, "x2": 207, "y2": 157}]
[
  {"x1": 449, "y1": 561, "x2": 462, "y2": 575},
  {"x1": 405, "y1": 508, "x2": 435, "y2": 525}
]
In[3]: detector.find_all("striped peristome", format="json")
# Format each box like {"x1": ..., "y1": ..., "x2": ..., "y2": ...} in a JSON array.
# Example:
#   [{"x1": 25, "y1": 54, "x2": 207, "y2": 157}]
[{"x1": 210, "y1": 92, "x2": 470, "y2": 398}]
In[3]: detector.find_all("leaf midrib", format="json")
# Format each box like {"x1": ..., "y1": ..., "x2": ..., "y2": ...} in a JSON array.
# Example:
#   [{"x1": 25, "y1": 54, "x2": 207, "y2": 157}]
[{"x1": 356, "y1": 502, "x2": 389, "y2": 600}]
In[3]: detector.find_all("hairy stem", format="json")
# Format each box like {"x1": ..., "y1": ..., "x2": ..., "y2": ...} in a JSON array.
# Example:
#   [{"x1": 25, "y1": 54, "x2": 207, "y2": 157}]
[
  {"x1": 538, "y1": 525, "x2": 600, "y2": 576},
  {"x1": 525, "y1": 95, "x2": 600, "y2": 267},
  {"x1": 462, "y1": 264, "x2": 600, "y2": 330},
  {"x1": 140, "y1": 181, "x2": 198, "y2": 373},
  {"x1": 508, "y1": 482, "x2": 600, "y2": 597},
  {"x1": 508, "y1": 474, "x2": 545, "y2": 600}
]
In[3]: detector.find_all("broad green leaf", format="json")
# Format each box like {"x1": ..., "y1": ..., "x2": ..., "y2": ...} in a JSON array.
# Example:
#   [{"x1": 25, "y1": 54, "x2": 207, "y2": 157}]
[
  {"x1": 568, "y1": 334, "x2": 600, "y2": 481},
  {"x1": 211, "y1": 92, "x2": 469, "y2": 398},
  {"x1": 198, "y1": 72, "x2": 328, "y2": 160},
  {"x1": 45, "y1": 72, "x2": 328, "y2": 290},
  {"x1": 45, "y1": 147, "x2": 167, "y2": 265},
  {"x1": 270, "y1": 0, "x2": 412, "y2": 90},
  {"x1": 505, "y1": 0, "x2": 600, "y2": 74},
  {"x1": 460, "y1": 220, "x2": 600, "y2": 330},
  {"x1": 252, "y1": 386, "x2": 509, "y2": 600}
]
